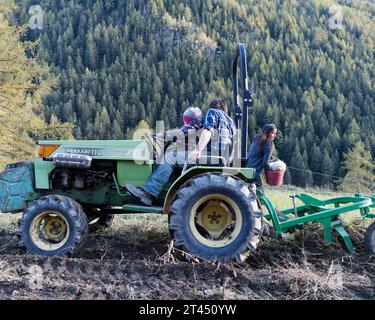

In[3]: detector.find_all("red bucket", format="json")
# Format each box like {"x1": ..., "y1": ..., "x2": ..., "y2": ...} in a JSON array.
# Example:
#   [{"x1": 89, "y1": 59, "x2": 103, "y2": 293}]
[{"x1": 265, "y1": 169, "x2": 285, "y2": 186}]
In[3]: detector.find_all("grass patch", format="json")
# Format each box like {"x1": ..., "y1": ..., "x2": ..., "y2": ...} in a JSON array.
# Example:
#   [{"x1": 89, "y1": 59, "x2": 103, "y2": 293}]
[{"x1": 263, "y1": 185, "x2": 353, "y2": 210}]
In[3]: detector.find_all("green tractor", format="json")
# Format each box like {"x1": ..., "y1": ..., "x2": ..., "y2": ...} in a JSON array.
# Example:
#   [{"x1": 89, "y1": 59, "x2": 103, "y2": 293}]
[{"x1": 0, "y1": 44, "x2": 374, "y2": 263}]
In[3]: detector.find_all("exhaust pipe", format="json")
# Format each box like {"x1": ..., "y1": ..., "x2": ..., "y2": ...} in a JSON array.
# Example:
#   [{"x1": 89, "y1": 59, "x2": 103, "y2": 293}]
[{"x1": 52, "y1": 153, "x2": 92, "y2": 169}]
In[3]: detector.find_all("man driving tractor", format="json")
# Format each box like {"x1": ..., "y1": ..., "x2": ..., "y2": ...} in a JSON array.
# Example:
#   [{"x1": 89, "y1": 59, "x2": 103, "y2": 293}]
[{"x1": 126, "y1": 98, "x2": 236, "y2": 206}]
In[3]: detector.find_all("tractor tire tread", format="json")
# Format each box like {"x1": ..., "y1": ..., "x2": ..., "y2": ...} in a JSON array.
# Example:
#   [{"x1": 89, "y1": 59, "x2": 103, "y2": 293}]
[{"x1": 169, "y1": 173, "x2": 263, "y2": 263}]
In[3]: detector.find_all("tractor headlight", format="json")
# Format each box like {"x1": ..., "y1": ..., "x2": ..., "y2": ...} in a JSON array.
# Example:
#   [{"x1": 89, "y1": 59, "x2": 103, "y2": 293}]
[{"x1": 36, "y1": 144, "x2": 60, "y2": 158}]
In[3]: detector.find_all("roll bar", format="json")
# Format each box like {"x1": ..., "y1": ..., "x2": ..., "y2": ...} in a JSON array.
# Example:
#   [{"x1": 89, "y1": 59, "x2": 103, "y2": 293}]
[{"x1": 232, "y1": 43, "x2": 254, "y2": 162}]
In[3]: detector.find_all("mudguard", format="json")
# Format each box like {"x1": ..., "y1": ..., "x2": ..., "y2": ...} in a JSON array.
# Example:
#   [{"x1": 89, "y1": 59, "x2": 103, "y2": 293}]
[{"x1": 0, "y1": 161, "x2": 35, "y2": 213}]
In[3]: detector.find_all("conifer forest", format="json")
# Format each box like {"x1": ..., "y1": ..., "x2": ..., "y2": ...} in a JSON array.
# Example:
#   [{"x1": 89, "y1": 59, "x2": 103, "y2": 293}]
[{"x1": 1, "y1": 0, "x2": 375, "y2": 189}]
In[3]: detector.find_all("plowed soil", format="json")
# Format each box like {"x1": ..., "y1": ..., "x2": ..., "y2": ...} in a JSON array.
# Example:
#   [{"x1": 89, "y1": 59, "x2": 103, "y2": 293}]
[{"x1": 0, "y1": 216, "x2": 374, "y2": 300}]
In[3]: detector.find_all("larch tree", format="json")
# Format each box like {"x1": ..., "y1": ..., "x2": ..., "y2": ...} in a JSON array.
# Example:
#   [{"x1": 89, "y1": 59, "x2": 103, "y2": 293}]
[
  {"x1": 0, "y1": 1, "x2": 45, "y2": 166},
  {"x1": 0, "y1": 1, "x2": 72, "y2": 168}
]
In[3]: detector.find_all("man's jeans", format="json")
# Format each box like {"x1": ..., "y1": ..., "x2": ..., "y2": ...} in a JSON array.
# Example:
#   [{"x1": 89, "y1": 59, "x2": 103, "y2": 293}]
[{"x1": 143, "y1": 151, "x2": 195, "y2": 197}]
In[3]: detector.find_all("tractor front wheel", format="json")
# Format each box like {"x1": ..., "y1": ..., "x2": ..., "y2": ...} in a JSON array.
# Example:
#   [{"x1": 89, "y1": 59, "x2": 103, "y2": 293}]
[
  {"x1": 364, "y1": 221, "x2": 375, "y2": 255},
  {"x1": 19, "y1": 195, "x2": 88, "y2": 256},
  {"x1": 169, "y1": 174, "x2": 263, "y2": 263}
]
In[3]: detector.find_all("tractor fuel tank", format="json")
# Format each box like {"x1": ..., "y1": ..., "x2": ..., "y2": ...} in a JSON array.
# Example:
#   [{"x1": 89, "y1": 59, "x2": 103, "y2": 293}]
[{"x1": 0, "y1": 161, "x2": 36, "y2": 213}]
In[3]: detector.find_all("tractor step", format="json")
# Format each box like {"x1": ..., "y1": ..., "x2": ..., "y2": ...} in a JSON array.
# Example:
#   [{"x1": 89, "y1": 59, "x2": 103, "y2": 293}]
[{"x1": 122, "y1": 204, "x2": 163, "y2": 214}]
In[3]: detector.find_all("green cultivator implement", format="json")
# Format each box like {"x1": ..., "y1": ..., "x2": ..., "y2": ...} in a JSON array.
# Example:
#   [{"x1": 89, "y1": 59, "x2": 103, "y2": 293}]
[
  {"x1": 259, "y1": 190, "x2": 375, "y2": 253},
  {"x1": 0, "y1": 44, "x2": 374, "y2": 262}
]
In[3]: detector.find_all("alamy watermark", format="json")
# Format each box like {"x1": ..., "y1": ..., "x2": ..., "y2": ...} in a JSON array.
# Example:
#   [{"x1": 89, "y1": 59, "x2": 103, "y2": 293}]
[
  {"x1": 328, "y1": 5, "x2": 344, "y2": 30},
  {"x1": 131, "y1": 120, "x2": 242, "y2": 172},
  {"x1": 0, "y1": 260, "x2": 44, "y2": 290},
  {"x1": 28, "y1": 265, "x2": 44, "y2": 290},
  {"x1": 326, "y1": 263, "x2": 343, "y2": 291},
  {"x1": 28, "y1": 5, "x2": 44, "y2": 30}
]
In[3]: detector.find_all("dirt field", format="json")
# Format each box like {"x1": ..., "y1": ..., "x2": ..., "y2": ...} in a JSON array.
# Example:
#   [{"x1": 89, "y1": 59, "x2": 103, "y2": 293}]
[{"x1": 0, "y1": 215, "x2": 374, "y2": 300}]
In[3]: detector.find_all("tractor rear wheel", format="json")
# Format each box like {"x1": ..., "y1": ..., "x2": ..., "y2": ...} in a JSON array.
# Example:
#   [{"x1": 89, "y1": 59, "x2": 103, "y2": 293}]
[
  {"x1": 169, "y1": 174, "x2": 263, "y2": 263},
  {"x1": 364, "y1": 221, "x2": 375, "y2": 255},
  {"x1": 19, "y1": 195, "x2": 88, "y2": 256}
]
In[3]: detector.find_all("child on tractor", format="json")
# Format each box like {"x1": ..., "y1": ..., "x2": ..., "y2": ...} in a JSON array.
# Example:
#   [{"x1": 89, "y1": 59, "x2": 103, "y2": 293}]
[{"x1": 126, "y1": 106, "x2": 204, "y2": 205}]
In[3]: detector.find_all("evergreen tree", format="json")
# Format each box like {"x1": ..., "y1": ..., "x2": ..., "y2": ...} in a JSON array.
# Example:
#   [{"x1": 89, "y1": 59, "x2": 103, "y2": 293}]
[
  {"x1": 340, "y1": 142, "x2": 375, "y2": 193},
  {"x1": 289, "y1": 145, "x2": 313, "y2": 188}
]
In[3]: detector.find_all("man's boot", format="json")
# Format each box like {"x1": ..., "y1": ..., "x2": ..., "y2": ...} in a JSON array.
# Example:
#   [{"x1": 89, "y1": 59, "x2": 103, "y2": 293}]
[{"x1": 125, "y1": 184, "x2": 153, "y2": 206}]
